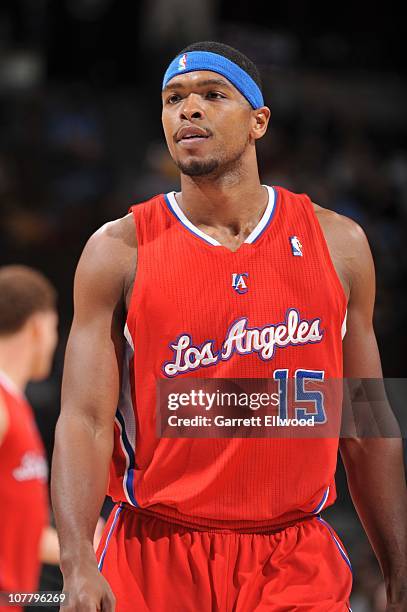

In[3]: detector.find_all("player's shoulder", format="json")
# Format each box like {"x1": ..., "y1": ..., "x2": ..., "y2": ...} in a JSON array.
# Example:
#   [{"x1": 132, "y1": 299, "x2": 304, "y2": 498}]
[
  {"x1": 277, "y1": 186, "x2": 368, "y2": 246},
  {"x1": 90, "y1": 212, "x2": 136, "y2": 249},
  {"x1": 74, "y1": 213, "x2": 137, "y2": 298},
  {"x1": 84, "y1": 192, "x2": 162, "y2": 258},
  {"x1": 312, "y1": 202, "x2": 370, "y2": 253},
  {"x1": 81, "y1": 213, "x2": 136, "y2": 266}
]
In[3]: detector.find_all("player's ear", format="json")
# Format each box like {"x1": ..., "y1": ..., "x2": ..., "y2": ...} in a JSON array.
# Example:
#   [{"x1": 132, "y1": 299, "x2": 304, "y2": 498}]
[
  {"x1": 251, "y1": 106, "x2": 271, "y2": 141},
  {"x1": 26, "y1": 311, "x2": 44, "y2": 343}
]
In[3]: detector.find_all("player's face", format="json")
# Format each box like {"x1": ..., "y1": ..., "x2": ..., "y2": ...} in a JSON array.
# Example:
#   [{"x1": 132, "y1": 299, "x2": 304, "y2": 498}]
[
  {"x1": 30, "y1": 310, "x2": 58, "y2": 380},
  {"x1": 162, "y1": 70, "x2": 261, "y2": 177}
]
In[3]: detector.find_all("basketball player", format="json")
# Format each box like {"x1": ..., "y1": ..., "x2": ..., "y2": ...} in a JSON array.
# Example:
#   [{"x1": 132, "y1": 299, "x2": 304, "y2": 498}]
[
  {"x1": 51, "y1": 42, "x2": 407, "y2": 610},
  {"x1": 0, "y1": 265, "x2": 59, "y2": 610}
]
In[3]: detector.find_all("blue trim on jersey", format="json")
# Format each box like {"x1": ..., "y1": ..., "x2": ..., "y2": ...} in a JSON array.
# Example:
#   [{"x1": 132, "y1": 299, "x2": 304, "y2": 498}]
[
  {"x1": 249, "y1": 187, "x2": 277, "y2": 244},
  {"x1": 311, "y1": 485, "x2": 330, "y2": 514},
  {"x1": 98, "y1": 505, "x2": 123, "y2": 571},
  {"x1": 164, "y1": 193, "x2": 219, "y2": 246},
  {"x1": 164, "y1": 187, "x2": 276, "y2": 248},
  {"x1": 115, "y1": 410, "x2": 138, "y2": 507}
]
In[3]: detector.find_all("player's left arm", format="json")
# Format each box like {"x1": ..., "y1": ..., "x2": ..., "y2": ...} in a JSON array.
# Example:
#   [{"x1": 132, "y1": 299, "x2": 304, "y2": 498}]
[{"x1": 338, "y1": 220, "x2": 407, "y2": 610}]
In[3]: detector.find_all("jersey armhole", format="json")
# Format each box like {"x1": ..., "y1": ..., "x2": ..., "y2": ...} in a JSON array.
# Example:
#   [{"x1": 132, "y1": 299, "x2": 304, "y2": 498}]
[
  {"x1": 124, "y1": 195, "x2": 164, "y2": 339},
  {"x1": 124, "y1": 205, "x2": 141, "y2": 340},
  {"x1": 302, "y1": 195, "x2": 348, "y2": 314}
]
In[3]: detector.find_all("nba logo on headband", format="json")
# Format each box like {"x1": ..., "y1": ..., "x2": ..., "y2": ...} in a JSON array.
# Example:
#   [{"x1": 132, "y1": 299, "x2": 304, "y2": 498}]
[
  {"x1": 163, "y1": 51, "x2": 265, "y2": 109},
  {"x1": 178, "y1": 54, "x2": 187, "y2": 70}
]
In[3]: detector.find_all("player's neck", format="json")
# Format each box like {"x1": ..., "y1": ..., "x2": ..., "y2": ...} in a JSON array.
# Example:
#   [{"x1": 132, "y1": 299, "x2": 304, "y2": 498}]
[
  {"x1": 0, "y1": 338, "x2": 31, "y2": 393},
  {"x1": 178, "y1": 166, "x2": 267, "y2": 231}
]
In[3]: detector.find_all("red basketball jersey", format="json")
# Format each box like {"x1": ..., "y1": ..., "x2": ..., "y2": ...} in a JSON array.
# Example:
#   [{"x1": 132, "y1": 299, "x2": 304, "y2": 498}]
[
  {"x1": 108, "y1": 186, "x2": 347, "y2": 530},
  {"x1": 0, "y1": 373, "x2": 48, "y2": 594}
]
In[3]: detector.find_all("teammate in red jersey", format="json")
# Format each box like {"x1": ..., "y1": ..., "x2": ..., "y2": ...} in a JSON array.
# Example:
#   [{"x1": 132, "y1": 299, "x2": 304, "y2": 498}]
[
  {"x1": 52, "y1": 42, "x2": 407, "y2": 611},
  {"x1": 0, "y1": 266, "x2": 59, "y2": 610}
]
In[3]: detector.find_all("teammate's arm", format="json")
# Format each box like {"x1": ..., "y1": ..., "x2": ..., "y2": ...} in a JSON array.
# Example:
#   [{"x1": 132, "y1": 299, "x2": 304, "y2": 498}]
[
  {"x1": 338, "y1": 221, "x2": 407, "y2": 611},
  {"x1": 51, "y1": 218, "x2": 135, "y2": 612},
  {"x1": 39, "y1": 525, "x2": 60, "y2": 565}
]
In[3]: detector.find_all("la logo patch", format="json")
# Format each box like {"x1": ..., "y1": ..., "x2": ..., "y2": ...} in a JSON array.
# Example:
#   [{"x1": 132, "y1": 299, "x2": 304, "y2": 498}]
[
  {"x1": 290, "y1": 236, "x2": 303, "y2": 256},
  {"x1": 232, "y1": 273, "x2": 249, "y2": 294},
  {"x1": 178, "y1": 53, "x2": 187, "y2": 70}
]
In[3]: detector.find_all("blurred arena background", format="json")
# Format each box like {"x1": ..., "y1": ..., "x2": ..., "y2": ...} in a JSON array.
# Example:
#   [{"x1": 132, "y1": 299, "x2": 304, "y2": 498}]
[{"x1": 1, "y1": 2, "x2": 406, "y2": 611}]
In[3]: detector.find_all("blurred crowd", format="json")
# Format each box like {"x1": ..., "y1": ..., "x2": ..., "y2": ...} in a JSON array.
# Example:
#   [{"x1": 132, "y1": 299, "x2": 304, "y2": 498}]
[{"x1": 1, "y1": 2, "x2": 406, "y2": 610}]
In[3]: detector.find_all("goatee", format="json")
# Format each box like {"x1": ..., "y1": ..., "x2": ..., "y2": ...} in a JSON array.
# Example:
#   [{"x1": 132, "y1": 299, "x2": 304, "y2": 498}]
[{"x1": 177, "y1": 158, "x2": 219, "y2": 177}]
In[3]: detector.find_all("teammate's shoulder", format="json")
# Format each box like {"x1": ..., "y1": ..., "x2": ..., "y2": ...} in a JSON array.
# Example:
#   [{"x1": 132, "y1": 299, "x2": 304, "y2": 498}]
[{"x1": 0, "y1": 387, "x2": 10, "y2": 446}]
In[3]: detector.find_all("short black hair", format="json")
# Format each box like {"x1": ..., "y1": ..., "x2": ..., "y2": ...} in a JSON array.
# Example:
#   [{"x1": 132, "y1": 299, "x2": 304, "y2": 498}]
[{"x1": 179, "y1": 41, "x2": 262, "y2": 92}]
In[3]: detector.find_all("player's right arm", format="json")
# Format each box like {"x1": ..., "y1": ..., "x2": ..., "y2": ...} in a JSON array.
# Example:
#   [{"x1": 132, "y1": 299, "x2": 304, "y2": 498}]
[{"x1": 51, "y1": 217, "x2": 136, "y2": 612}]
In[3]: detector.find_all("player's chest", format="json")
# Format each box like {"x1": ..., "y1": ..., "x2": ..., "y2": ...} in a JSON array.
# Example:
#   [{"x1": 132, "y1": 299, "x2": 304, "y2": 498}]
[{"x1": 132, "y1": 244, "x2": 344, "y2": 343}]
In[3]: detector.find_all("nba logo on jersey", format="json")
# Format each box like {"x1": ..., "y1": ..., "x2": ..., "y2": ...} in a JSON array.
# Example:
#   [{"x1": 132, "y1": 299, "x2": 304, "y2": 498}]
[
  {"x1": 178, "y1": 54, "x2": 187, "y2": 70},
  {"x1": 290, "y1": 236, "x2": 303, "y2": 256},
  {"x1": 232, "y1": 273, "x2": 249, "y2": 294}
]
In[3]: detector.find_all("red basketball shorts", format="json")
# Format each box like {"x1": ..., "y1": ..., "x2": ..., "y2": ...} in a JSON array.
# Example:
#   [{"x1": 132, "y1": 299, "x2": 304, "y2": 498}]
[{"x1": 97, "y1": 504, "x2": 353, "y2": 611}]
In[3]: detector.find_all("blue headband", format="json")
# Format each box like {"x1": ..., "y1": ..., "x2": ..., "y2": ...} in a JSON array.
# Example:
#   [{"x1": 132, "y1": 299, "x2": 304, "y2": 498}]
[{"x1": 162, "y1": 51, "x2": 264, "y2": 110}]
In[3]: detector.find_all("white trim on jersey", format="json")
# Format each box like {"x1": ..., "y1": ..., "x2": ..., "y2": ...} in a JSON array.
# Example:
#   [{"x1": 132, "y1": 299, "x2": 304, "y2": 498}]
[
  {"x1": 97, "y1": 504, "x2": 123, "y2": 571},
  {"x1": 124, "y1": 322, "x2": 134, "y2": 351},
  {"x1": 165, "y1": 185, "x2": 275, "y2": 246},
  {"x1": 312, "y1": 485, "x2": 330, "y2": 514},
  {"x1": 341, "y1": 309, "x2": 347, "y2": 340},
  {"x1": 114, "y1": 324, "x2": 138, "y2": 507},
  {"x1": 0, "y1": 370, "x2": 24, "y2": 399},
  {"x1": 245, "y1": 186, "x2": 276, "y2": 244}
]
